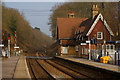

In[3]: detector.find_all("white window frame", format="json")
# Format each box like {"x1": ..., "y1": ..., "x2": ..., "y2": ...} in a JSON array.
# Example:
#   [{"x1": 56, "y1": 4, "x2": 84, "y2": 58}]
[
  {"x1": 61, "y1": 47, "x2": 68, "y2": 54},
  {"x1": 97, "y1": 32, "x2": 103, "y2": 39}
]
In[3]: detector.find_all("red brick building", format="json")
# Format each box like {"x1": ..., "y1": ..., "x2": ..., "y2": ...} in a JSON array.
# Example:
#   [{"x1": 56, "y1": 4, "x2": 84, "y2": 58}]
[
  {"x1": 75, "y1": 4, "x2": 114, "y2": 58},
  {"x1": 56, "y1": 11, "x2": 87, "y2": 55},
  {"x1": 56, "y1": 4, "x2": 114, "y2": 56}
]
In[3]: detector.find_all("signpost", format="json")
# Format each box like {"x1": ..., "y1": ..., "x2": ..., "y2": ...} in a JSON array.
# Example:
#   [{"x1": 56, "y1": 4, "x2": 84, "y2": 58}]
[
  {"x1": 14, "y1": 46, "x2": 19, "y2": 56},
  {"x1": 81, "y1": 43, "x2": 87, "y2": 45},
  {"x1": 0, "y1": 44, "x2": 4, "y2": 47}
]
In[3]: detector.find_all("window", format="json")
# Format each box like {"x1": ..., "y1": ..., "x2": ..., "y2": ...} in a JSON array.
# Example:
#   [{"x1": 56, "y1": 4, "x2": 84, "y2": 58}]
[
  {"x1": 106, "y1": 45, "x2": 109, "y2": 49},
  {"x1": 97, "y1": 32, "x2": 103, "y2": 39},
  {"x1": 61, "y1": 47, "x2": 68, "y2": 54}
]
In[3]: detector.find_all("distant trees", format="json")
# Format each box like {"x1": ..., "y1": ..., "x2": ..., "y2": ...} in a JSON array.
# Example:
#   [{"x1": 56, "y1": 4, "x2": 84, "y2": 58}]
[
  {"x1": 9, "y1": 15, "x2": 17, "y2": 36},
  {"x1": 2, "y1": 5, "x2": 54, "y2": 52}
]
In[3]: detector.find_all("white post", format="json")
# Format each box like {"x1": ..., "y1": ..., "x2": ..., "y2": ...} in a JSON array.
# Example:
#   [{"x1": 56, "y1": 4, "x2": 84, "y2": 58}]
[
  {"x1": 8, "y1": 39, "x2": 10, "y2": 58},
  {"x1": 86, "y1": 41, "x2": 91, "y2": 60},
  {"x1": 89, "y1": 42, "x2": 91, "y2": 60}
]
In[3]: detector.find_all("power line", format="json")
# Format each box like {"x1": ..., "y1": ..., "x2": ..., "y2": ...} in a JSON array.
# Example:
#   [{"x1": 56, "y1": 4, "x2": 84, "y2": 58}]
[{"x1": 26, "y1": 14, "x2": 51, "y2": 16}]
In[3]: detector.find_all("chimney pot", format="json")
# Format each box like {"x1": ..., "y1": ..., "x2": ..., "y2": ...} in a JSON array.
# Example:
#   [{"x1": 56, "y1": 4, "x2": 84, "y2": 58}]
[
  {"x1": 68, "y1": 11, "x2": 75, "y2": 18},
  {"x1": 92, "y1": 4, "x2": 99, "y2": 19}
]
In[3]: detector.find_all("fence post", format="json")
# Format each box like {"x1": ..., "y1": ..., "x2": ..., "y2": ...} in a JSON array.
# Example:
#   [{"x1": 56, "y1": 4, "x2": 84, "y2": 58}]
[
  {"x1": 100, "y1": 50, "x2": 102, "y2": 56},
  {"x1": 115, "y1": 51, "x2": 117, "y2": 65}
]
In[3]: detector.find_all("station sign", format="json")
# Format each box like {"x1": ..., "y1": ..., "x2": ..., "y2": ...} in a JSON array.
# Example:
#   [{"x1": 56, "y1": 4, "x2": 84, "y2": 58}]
[
  {"x1": 81, "y1": 43, "x2": 87, "y2": 45},
  {"x1": 86, "y1": 41, "x2": 90, "y2": 43},
  {"x1": 14, "y1": 46, "x2": 19, "y2": 49},
  {"x1": 0, "y1": 44, "x2": 4, "y2": 47}
]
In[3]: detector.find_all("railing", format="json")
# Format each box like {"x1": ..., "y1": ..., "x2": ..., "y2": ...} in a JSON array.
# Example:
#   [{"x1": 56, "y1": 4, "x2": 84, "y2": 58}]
[{"x1": 115, "y1": 51, "x2": 120, "y2": 65}]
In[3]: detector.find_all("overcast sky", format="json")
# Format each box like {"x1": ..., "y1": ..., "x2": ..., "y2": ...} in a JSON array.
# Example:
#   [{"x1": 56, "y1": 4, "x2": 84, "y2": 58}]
[{"x1": 4, "y1": 2, "x2": 58, "y2": 37}]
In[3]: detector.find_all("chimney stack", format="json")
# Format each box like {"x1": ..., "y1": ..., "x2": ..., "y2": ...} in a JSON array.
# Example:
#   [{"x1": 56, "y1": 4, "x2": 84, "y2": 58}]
[
  {"x1": 92, "y1": 4, "x2": 99, "y2": 19},
  {"x1": 68, "y1": 11, "x2": 75, "y2": 18}
]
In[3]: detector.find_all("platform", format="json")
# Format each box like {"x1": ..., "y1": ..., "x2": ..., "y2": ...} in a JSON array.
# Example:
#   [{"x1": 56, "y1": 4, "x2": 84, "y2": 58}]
[
  {"x1": 55, "y1": 56, "x2": 120, "y2": 74},
  {"x1": 2, "y1": 56, "x2": 19, "y2": 79},
  {"x1": 13, "y1": 56, "x2": 31, "y2": 79}
]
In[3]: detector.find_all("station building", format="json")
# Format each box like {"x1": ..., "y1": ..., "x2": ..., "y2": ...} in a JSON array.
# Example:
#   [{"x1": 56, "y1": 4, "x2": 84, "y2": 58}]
[
  {"x1": 56, "y1": 11, "x2": 87, "y2": 56},
  {"x1": 56, "y1": 4, "x2": 114, "y2": 58}
]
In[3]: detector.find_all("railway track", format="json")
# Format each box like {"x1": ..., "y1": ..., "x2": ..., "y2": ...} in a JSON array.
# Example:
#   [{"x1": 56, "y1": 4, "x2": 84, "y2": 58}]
[
  {"x1": 44, "y1": 60, "x2": 92, "y2": 80},
  {"x1": 27, "y1": 53, "x2": 119, "y2": 80},
  {"x1": 27, "y1": 58, "x2": 75, "y2": 79},
  {"x1": 38, "y1": 54, "x2": 92, "y2": 79},
  {"x1": 27, "y1": 53, "x2": 93, "y2": 80},
  {"x1": 27, "y1": 58, "x2": 55, "y2": 80}
]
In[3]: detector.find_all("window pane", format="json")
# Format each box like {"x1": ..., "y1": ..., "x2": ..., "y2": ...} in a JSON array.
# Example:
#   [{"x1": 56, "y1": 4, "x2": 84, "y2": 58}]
[
  {"x1": 111, "y1": 45, "x2": 113, "y2": 49},
  {"x1": 97, "y1": 32, "x2": 102, "y2": 39}
]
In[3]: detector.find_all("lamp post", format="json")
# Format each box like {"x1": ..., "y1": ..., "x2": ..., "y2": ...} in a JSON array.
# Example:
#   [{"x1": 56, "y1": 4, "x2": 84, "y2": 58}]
[
  {"x1": 86, "y1": 41, "x2": 91, "y2": 60},
  {"x1": 0, "y1": 40, "x2": 4, "y2": 57},
  {"x1": 8, "y1": 37, "x2": 10, "y2": 58},
  {"x1": 102, "y1": 3, "x2": 106, "y2": 56}
]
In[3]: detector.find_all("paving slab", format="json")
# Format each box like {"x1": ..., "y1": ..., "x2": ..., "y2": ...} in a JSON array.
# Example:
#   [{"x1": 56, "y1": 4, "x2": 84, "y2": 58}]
[
  {"x1": 2, "y1": 56, "x2": 19, "y2": 79},
  {"x1": 13, "y1": 56, "x2": 31, "y2": 79}
]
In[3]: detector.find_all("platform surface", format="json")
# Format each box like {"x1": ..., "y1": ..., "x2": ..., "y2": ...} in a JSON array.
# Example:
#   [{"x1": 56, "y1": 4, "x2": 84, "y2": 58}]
[
  {"x1": 2, "y1": 56, "x2": 19, "y2": 79},
  {"x1": 56, "y1": 56, "x2": 120, "y2": 73},
  {"x1": 13, "y1": 56, "x2": 31, "y2": 79}
]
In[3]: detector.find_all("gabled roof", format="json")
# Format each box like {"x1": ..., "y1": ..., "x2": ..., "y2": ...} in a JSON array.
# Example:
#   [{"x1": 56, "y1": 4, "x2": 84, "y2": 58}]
[
  {"x1": 79, "y1": 14, "x2": 98, "y2": 36},
  {"x1": 57, "y1": 17, "x2": 87, "y2": 39},
  {"x1": 85, "y1": 13, "x2": 114, "y2": 36}
]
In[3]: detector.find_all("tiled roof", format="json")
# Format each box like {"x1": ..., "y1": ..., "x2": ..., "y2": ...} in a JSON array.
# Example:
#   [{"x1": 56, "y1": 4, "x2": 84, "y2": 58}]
[
  {"x1": 79, "y1": 14, "x2": 98, "y2": 36},
  {"x1": 57, "y1": 17, "x2": 87, "y2": 39}
]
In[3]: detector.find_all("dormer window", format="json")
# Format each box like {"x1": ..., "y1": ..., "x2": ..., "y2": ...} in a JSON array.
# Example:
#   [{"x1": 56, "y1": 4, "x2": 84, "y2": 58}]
[{"x1": 97, "y1": 32, "x2": 103, "y2": 39}]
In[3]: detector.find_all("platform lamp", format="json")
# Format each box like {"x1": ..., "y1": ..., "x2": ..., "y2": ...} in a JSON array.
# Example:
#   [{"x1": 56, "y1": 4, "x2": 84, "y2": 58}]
[
  {"x1": 102, "y1": 3, "x2": 106, "y2": 56},
  {"x1": 0, "y1": 39, "x2": 4, "y2": 57},
  {"x1": 86, "y1": 40, "x2": 91, "y2": 60}
]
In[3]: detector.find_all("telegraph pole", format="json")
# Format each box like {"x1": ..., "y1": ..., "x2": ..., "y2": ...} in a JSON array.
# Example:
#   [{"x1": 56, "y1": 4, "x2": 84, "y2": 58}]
[
  {"x1": 118, "y1": 1, "x2": 120, "y2": 40},
  {"x1": 102, "y1": 3, "x2": 106, "y2": 56}
]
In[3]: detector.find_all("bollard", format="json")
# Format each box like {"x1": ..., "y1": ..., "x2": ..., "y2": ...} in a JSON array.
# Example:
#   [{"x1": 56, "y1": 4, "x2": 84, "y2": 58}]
[{"x1": 115, "y1": 52, "x2": 117, "y2": 65}]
